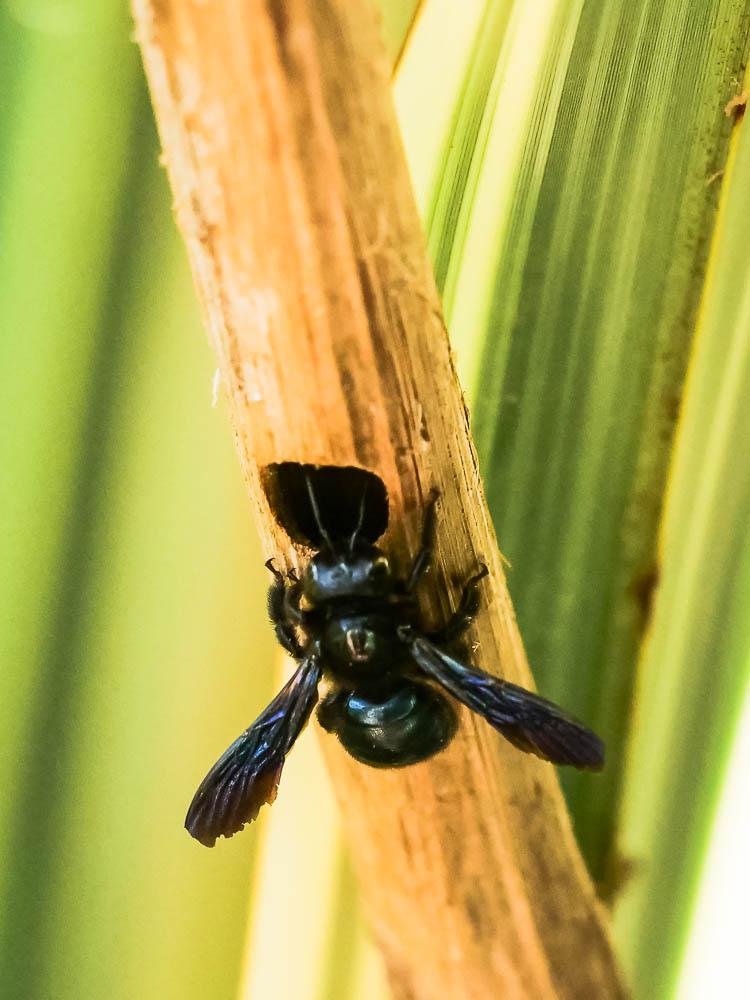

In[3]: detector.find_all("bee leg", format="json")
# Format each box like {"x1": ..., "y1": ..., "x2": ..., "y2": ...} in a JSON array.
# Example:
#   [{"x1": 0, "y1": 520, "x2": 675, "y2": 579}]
[
  {"x1": 265, "y1": 557, "x2": 283, "y2": 580},
  {"x1": 405, "y1": 489, "x2": 439, "y2": 591},
  {"x1": 282, "y1": 580, "x2": 305, "y2": 624},
  {"x1": 316, "y1": 688, "x2": 347, "y2": 733},
  {"x1": 266, "y1": 561, "x2": 306, "y2": 658},
  {"x1": 428, "y1": 564, "x2": 489, "y2": 642}
]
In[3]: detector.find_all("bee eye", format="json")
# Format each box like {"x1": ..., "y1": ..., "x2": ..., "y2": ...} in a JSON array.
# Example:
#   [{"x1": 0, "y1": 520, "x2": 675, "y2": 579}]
[{"x1": 369, "y1": 559, "x2": 388, "y2": 579}]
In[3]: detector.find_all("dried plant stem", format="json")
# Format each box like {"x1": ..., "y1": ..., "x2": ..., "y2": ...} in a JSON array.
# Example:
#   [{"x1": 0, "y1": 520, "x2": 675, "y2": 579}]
[{"x1": 132, "y1": 1, "x2": 626, "y2": 997}]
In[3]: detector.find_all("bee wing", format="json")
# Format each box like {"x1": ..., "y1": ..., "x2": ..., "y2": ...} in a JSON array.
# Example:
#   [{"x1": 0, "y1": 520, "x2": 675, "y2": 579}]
[
  {"x1": 185, "y1": 650, "x2": 322, "y2": 846},
  {"x1": 407, "y1": 636, "x2": 604, "y2": 770}
]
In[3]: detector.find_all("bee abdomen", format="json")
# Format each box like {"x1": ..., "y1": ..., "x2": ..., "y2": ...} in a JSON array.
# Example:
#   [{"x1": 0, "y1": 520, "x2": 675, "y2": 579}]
[{"x1": 317, "y1": 680, "x2": 457, "y2": 767}]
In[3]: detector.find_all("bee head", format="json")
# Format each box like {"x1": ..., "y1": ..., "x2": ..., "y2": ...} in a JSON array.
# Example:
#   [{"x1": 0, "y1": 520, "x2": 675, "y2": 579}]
[{"x1": 302, "y1": 548, "x2": 392, "y2": 603}]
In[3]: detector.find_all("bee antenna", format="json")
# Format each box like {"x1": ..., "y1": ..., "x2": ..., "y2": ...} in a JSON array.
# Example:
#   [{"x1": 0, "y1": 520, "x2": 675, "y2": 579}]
[
  {"x1": 305, "y1": 473, "x2": 335, "y2": 551},
  {"x1": 348, "y1": 482, "x2": 368, "y2": 555}
]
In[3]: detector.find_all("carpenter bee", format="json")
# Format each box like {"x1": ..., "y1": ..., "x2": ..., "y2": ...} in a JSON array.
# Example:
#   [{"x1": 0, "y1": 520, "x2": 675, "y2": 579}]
[{"x1": 186, "y1": 475, "x2": 604, "y2": 847}]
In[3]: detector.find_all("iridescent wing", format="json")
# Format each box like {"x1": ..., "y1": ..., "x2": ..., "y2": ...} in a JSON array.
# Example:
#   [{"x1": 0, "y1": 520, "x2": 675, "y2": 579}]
[
  {"x1": 185, "y1": 650, "x2": 322, "y2": 846},
  {"x1": 406, "y1": 635, "x2": 604, "y2": 770}
]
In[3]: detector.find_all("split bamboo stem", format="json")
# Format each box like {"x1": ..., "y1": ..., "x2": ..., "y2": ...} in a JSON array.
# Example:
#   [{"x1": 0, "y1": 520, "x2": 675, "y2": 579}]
[{"x1": 132, "y1": 1, "x2": 627, "y2": 997}]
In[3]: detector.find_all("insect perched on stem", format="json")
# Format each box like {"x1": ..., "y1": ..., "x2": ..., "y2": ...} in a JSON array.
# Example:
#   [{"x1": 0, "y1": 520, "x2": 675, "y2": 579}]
[{"x1": 185, "y1": 476, "x2": 604, "y2": 847}]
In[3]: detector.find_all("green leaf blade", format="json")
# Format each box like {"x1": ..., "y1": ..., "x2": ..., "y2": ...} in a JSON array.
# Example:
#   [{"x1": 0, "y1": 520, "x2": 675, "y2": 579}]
[{"x1": 614, "y1": 110, "x2": 750, "y2": 998}]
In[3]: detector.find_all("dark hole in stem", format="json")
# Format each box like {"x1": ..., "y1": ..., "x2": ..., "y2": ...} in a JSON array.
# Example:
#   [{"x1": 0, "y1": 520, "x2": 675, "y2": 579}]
[{"x1": 262, "y1": 463, "x2": 389, "y2": 549}]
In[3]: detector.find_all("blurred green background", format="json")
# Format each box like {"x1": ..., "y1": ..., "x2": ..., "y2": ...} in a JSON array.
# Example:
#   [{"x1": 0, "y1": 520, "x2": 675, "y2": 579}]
[
  {"x1": 1, "y1": 3, "x2": 749, "y2": 999},
  {"x1": 0, "y1": 6, "x2": 274, "y2": 998}
]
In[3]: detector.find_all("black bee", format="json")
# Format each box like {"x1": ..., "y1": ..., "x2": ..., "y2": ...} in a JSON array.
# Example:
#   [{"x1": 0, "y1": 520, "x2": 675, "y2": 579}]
[{"x1": 186, "y1": 478, "x2": 604, "y2": 847}]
